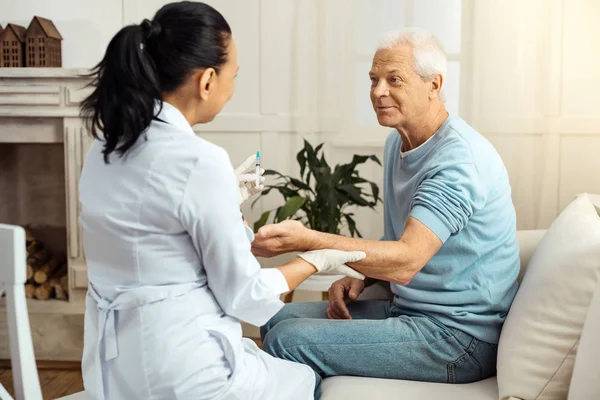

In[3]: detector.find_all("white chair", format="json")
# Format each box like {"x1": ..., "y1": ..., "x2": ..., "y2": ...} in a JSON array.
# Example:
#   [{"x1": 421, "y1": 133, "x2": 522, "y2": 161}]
[
  {"x1": 0, "y1": 224, "x2": 43, "y2": 400},
  {"x1": 0, "y1": 224, "x2": 87, "y2": 400}
]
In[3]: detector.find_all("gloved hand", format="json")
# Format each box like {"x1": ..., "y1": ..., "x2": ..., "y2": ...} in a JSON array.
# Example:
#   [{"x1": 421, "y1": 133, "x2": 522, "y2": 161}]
[
  {"x1": 235, "y1": 154, "x2": 265, "y2": 205},
  {"x1": 298, "y1": 249, "x2": 366, "y2": 280}
]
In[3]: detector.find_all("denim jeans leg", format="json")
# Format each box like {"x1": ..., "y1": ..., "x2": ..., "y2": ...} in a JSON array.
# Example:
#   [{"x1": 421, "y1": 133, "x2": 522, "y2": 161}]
[
  {"x1": 261, "y1": 300, "x2": 391, "y2": 399},
  {"x1": 263, "y1": 310, "x2": 494, "y2": 384},
  {"x1": 260, "y1": 300, "x2": 391, "y2": 342}
]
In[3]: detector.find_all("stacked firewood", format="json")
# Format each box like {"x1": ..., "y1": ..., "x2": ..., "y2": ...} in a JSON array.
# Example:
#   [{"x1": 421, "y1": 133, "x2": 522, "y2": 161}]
[{"x1": 23, "y1": 227, "x2": 68, "y2": 300}]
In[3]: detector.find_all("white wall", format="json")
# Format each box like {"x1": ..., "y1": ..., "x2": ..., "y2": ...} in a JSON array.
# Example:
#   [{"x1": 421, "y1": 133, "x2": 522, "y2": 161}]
[
  {"x1": 0, "y1": 0, "x2": 123, "y2": 68},
  {"x1": 2, "y1": 0, "x2": 599, "y2": 258},
  {"x1": 466, "y1": 0, "x2": 600, "y2": 229}
]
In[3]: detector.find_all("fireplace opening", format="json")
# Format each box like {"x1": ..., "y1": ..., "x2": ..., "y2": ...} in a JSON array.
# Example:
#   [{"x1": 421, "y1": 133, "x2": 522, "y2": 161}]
[{"x1": 0, "y1": 142, "x2": 69, "y2": 301}]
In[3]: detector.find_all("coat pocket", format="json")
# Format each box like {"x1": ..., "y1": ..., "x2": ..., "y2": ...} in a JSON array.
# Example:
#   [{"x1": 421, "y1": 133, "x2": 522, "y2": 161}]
[{"x1": 207, "y1": 329, "x2": 238, "y2": 373}]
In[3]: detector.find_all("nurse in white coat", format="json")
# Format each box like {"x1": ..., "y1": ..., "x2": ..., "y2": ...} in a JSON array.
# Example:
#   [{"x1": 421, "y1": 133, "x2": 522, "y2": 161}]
[{"x1": 77, "y1": 2, "x2": 365, "y2": 400}]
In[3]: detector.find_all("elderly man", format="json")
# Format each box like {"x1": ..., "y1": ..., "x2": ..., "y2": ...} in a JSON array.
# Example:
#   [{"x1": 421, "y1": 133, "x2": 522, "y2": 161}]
[{"x1": 254, "y1": 27, "x2": 519, "y2": 394}]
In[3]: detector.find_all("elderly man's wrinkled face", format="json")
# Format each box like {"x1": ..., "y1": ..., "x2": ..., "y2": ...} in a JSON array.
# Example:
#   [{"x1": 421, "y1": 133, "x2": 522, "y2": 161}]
[{"x1": 369, "y1": 44, "x2": 433, "y2": 129}]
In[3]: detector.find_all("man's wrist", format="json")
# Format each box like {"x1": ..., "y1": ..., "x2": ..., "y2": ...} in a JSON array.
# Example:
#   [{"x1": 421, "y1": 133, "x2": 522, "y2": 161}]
[{"x1": 304, "y1": 228, "x2": 323, "y2": 251}]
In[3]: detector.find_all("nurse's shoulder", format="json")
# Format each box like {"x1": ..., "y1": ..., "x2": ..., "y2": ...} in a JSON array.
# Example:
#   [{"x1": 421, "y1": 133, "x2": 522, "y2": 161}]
[{"x1": 171, "y1": 132, "x2": 235, "y2": 178}]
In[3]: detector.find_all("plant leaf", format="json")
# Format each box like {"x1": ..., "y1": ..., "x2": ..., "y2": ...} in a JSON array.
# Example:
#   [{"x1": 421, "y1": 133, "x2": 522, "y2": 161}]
[
  {"x1": 304, "y1": 139, "x2": 317, "y2": 166},
  {"x1": 263, "y1": 169, "x2": 290, "y2": 181},
  {"x1": 349, "y1": 176, "x2": 368, "y2": 184},
  {"x1": 315, "y1": 143, "x2": 324, "y2": 155},
  {"x1": 254, "y1": 210, "x2": 271, "y2": 232},
  {"x1": 368, "y1": 182, "x2": 380, "y2": 202},
  {"x1": 368, "y1": 155, "x2": 382, "y2": 166},
  {"x1": 350, "y1": 154, "x2": 381, "y2": 166},
  {"x1": 332, "y1": 154, "x2": 381, "y2": 183},
  {"x1": 289, "y1": 177, "x2": 313, "y2": 193},
  {"x1": 344, "y1": 213, "x2": 363, "y2": 238},
  {"x1": 319, "y1": 153, "x2": 329, "y2": 169},
  {"x1": 344, "y1": 213, "x2": 356, "y2": 237},
  {"x1": 338, "y1": 184, "x2": 369, "y2": 206},
  {"x1": 296, "y1": 148, "x2": 307, "y2": 179},
  {"x1": 274, "y1": 186, "x2": 300, "y2": 199},
  {"x1": 275, "y1": 196, "x2": 306, "y2": 221}
]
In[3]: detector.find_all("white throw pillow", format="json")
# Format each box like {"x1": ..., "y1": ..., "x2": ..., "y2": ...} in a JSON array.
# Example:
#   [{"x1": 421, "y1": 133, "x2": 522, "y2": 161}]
[{"x1": 497, "y1": 193, "x2": 600, "y2": 400}]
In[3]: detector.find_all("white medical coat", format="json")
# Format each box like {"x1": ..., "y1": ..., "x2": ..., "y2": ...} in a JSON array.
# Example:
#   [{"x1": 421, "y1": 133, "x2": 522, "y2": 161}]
[{"x1": 78, "y1": 102, "x2": 315, "y2": 400}]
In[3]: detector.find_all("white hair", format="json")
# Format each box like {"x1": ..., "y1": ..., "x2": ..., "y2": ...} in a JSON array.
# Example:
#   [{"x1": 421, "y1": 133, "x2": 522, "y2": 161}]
[{"x1": 378, "y1": 28, "x2": 447, "y2": 86}]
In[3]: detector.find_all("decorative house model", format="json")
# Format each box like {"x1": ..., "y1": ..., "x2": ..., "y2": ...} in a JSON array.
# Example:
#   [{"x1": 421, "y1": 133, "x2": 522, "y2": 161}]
[
  {"x1": 0, "y1": 23, "x2": 27, "y2": 67},
  {"x1": 25, "y1": 16, "x2": 62, "y2": 67}
]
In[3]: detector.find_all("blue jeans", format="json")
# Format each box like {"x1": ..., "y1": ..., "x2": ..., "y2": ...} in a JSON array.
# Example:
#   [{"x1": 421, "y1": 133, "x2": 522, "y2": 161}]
[{"x1": 261, "y1": 301, "x2": 498, "y2": 400}]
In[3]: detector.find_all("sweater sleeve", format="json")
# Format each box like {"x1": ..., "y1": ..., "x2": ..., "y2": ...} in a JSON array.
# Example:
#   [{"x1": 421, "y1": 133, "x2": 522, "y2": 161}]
[{"x1": 409, "y1": 162, "x2": 487, "y2": 243}]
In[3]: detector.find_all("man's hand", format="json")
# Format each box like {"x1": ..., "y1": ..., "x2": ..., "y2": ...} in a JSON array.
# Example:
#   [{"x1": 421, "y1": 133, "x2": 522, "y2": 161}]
[
  {"x1": 326, "y1": 277, "x2": 366, "y2": 320},
  {"x1": 251, "y1": 220, "x2": 314, "y2": 257}
]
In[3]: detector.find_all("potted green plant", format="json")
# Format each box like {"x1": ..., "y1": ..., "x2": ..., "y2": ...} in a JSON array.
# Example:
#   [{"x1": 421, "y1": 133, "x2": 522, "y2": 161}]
[{"x1": 253, "y1": 140, "x2": 382, "y2": 237}]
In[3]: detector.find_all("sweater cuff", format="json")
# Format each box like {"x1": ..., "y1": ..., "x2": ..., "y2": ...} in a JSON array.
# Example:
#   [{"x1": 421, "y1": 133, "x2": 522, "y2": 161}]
[{"x1": 409, "y1": 205, "x2": 452, "y2": 243}]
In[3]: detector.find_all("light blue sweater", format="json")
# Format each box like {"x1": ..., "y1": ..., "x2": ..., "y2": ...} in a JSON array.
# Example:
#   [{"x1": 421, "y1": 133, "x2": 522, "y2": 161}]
[{"x1": 383, "y1": 115, "x2": 519, "y2": 344}]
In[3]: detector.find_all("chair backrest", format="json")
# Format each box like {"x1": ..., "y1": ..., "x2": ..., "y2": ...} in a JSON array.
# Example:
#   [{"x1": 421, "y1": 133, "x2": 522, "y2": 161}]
[{"x1": 0, "y1": 224, "x2": 42, "y2": 400}]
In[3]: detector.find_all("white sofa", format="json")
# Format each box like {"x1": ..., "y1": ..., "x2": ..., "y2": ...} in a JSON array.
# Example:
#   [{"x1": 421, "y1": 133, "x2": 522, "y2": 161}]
[{"x1": 321, "y1": 194, "x2": 600, "y2": 400}]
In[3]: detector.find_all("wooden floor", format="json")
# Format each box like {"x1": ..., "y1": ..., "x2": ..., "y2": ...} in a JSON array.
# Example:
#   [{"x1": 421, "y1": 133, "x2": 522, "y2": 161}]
[
  {"x1": 0, "y1": 339, "x2": 262, "y2": 399},
  {"x1": 0, "y1": 361, "x2": 83, "y2": 400}
]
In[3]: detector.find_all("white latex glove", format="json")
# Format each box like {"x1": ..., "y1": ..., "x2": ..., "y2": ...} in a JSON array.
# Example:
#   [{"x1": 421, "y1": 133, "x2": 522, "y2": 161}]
[
  {"x1": 298, "y1": 249, "x2": 366, "y2": 280},
  {"x1": 235, "y1": 154, "x2": 265, "y2": 205}
]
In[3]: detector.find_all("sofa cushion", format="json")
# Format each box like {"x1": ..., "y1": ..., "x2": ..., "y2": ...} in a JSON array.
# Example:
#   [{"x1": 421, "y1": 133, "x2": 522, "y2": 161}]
[
  {"x1": 321, "y1": 376, "x2": 497, "y2": 400},
  {"x1": 497, "y1": 193, "x2": 600, "y2": 400},
  {"x1": 567, "y1": 279, "x2": 600, "y2": 400}
]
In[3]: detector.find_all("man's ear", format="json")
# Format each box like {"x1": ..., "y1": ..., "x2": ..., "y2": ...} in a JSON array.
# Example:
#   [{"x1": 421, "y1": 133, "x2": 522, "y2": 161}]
[
  {"x1": 198, "y1": 68, "x2": 217, "y2": 101},
  {"x1": 429, "y1": 74, "x2": 443, "y2": 100}
]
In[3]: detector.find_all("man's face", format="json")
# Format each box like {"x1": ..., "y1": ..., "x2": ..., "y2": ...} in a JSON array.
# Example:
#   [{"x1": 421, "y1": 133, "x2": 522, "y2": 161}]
[{"x1": 369, "y1": 43, "x2": 433, "y2": 129}]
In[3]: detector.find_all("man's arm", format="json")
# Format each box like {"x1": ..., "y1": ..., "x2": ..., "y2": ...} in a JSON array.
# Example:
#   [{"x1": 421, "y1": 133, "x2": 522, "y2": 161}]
[
  {"x1": 252, "y1": 158, "x2": 486, "y2": 285},
  {"x1": 253, "y1": 217, "x2": 442, "y2": 285}
]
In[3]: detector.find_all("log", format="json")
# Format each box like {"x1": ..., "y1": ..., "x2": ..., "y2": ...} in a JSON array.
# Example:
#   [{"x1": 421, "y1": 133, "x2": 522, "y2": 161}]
[
  {"x1": 34, "y1": 282, "x2": 53, "y2": 300},
  {"x1": 51, "y1": 264, "x2": 68, "y2": 280},
  {"x1": 25, "y1": 284, "x2": 36, "y2": 299},
  {"x1": 25, "y1": 241, "x2": 40, "y2": 280},
  {"x1": 27, "y1": 248, "x2": 50, "y2": 270},
  {"x1": 49, "y1": 264, "x2": 69, "y2": 300},
  {"x1": 33, "y1": 256, "x2": 64, "y2": 284},
  {"x1": 26, "y1": 264, "x2": 34, "y2": 281},
  {"x1": 26, "y1": 240, "x2": 39, "y2": 255},
  {"x1": 53, "y1": 283, "x2": 67, "y2": 300},
  {"x1": 23, "y1": 226, "x2": 36, "y2": 243}
]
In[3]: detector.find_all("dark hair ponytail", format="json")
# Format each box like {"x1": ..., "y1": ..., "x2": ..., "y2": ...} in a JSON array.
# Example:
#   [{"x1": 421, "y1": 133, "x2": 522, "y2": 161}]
[{"x1": 80, "y1": 1, "x2": 231, "y2": 163}]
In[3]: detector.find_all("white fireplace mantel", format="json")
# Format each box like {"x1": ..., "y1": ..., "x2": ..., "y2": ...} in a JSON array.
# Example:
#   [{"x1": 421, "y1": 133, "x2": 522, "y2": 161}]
[
  {"x1": 0, "y1": 68, "x2": 93, "y2": 296},
  {"x1": 0, "y1": 68, "x2": 92, "y2": 118},
  {"x1": 0, "y1": 68, "x2": 93, "y2": 360}
]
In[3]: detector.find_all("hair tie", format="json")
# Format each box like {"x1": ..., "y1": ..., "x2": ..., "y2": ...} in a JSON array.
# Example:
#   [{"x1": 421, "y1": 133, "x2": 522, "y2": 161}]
[{"x1": 141, "y1": 19, "x2": 162, "y2": 41}]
